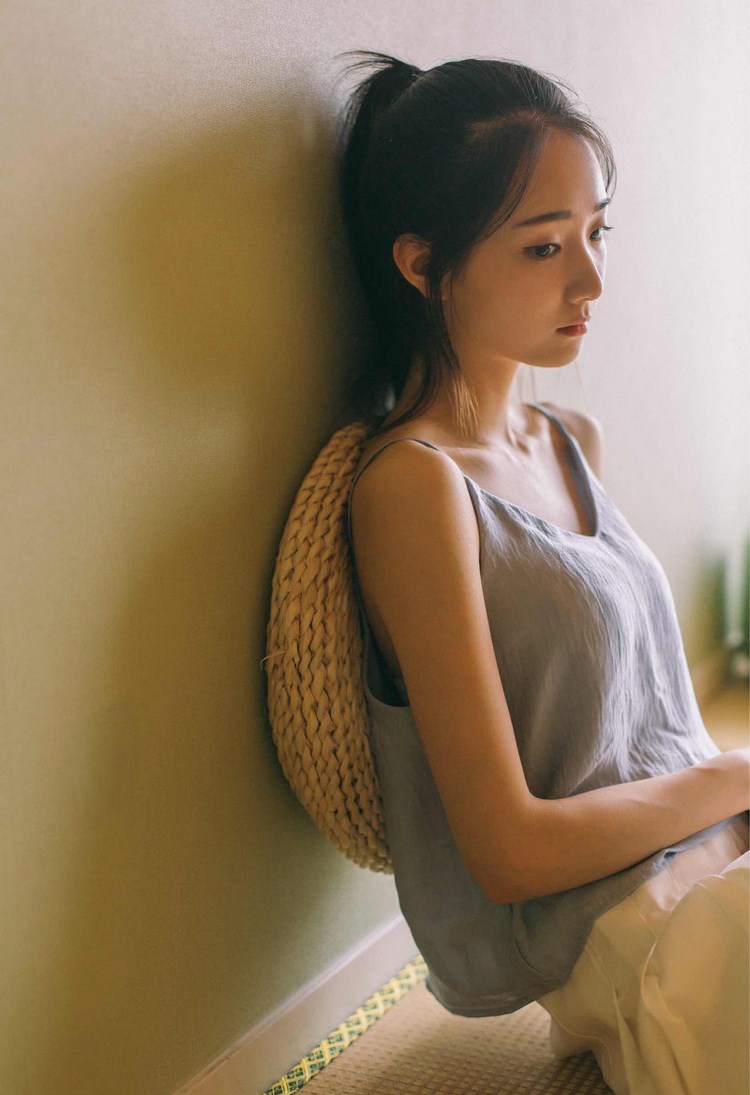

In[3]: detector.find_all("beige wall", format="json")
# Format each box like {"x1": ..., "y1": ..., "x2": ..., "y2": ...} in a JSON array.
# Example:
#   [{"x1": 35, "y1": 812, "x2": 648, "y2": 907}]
[{"x1": 1, "y1": 2, "x2": 747, "y2": 1093}]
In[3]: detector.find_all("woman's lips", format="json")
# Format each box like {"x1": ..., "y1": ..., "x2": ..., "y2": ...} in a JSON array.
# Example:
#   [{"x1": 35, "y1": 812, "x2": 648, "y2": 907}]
[{"x1": 557, "y1": 323, "x2": 588, "y2": 336}]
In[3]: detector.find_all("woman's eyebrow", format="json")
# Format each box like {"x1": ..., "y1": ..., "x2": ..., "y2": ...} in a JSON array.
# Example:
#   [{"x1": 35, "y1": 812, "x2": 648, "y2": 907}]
[{"x1": 511, "y1": 197, "x2": 611, "y2": 229}]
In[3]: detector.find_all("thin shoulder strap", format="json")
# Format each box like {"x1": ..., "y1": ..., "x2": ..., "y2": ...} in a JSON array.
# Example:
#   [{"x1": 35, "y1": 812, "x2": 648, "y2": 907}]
[
  {"x1": 346, "y1": 436, "x2": 443, "y2": 548},
  {"x1": 526, "y1": 401, "x2": 595, "y2": 504},
  {"x1": 525, "y1": 401, "x2": 579, "y2": 450}
]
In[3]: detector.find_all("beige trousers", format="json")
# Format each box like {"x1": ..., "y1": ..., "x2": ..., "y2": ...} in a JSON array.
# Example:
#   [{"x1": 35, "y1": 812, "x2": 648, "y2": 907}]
[{"x1": 537, "y1": 813, "x2": 750, "y2": 1095}]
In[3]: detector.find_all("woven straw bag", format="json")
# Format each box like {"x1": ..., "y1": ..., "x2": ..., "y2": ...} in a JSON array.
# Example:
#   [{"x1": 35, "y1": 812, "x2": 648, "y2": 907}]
[{"x1": 262, "y1": 419, "x2": 394, "y2": 874}]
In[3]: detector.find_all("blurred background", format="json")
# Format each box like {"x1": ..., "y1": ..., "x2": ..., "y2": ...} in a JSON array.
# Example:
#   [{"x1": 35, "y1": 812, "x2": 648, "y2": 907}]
[{"x1": 1, "y1": 2, "x2": 747, "y2": 1094}]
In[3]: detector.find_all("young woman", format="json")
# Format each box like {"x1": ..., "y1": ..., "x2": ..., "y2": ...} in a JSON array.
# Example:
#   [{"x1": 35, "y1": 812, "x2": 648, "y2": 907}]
[{"x1": 337, "y1": 50, "x2": 750, "y2": 1095}]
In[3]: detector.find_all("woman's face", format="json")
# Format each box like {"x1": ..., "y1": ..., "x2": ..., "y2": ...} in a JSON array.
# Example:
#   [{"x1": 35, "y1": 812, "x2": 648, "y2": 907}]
[{"x1": 443, "y1": 130, "x2": 609, "y2": 371}]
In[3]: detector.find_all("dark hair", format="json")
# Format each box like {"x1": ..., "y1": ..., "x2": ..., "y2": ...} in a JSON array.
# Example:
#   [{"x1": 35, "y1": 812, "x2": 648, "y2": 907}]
[{"x1": 335, "y1": 50, "x2": 617, "y2": 441}]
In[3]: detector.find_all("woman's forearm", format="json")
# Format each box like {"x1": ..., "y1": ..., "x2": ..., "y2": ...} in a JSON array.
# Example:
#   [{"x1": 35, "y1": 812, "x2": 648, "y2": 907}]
[{"x1": 507, "y1": 749, "x2": 749, "y2": 904}]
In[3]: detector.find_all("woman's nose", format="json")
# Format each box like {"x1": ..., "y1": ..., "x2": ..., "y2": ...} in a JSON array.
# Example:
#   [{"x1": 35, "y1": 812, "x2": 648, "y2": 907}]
[{"x1": 573, "y1": 251, "x2": 604, "y2": 301}]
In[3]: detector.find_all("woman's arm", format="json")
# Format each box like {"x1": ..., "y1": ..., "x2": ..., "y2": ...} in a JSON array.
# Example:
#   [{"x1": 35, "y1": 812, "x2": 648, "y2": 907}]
[{"x1": 513, "y1": 747, "x2": 749, "y2": 903}]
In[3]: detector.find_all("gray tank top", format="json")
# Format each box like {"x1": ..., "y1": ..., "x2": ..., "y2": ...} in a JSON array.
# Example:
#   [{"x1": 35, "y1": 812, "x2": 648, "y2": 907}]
[{"x1": 345, "y1": 401, "x2": 737, "y2": 1017}]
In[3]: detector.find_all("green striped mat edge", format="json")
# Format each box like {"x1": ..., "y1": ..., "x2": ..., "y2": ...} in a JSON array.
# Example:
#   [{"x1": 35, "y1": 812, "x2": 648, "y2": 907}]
[{"x1": 259, "y1": 953, "x2": 428, "y2": 1095}]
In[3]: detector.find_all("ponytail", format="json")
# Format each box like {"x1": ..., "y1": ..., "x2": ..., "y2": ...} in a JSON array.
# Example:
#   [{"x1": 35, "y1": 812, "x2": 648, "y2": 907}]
[{"x1": 337, "y1": 52, "x2": 421, "y2": 256}]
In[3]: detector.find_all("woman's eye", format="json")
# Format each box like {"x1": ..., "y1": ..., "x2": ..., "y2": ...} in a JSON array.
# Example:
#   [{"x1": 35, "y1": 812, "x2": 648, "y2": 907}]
[
  {"x1": 528, "y1": 243, "x2": 557, "y2": 260},
  {"x1": 526, "y1": 225, "x2": 615, "y2": 260}
]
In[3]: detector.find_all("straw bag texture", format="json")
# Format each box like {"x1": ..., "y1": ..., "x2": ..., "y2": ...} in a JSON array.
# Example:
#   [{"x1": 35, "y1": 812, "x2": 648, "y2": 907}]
[{"x1": 262, "y1": 419, "x2": 394, "y2": 874}]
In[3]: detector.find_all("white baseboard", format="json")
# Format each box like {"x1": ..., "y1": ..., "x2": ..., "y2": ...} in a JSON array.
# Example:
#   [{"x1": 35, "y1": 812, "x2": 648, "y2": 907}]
[{"x1": 173, "y1": 913, "x2": 419, "y2": 1095}]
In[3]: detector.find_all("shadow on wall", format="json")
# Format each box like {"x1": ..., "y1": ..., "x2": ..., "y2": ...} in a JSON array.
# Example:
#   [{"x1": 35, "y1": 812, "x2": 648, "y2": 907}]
[{"x1": 25, "y1": 87, "x2": 378, "y2": 1095}]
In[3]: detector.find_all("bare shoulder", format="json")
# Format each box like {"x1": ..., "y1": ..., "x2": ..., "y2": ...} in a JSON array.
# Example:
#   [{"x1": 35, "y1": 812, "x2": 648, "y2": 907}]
[
  {"x1": 350, "y1": 434, "x2": 478, "y2": 555},
  {"x1": 540, "y1": 401, "x2": 605, "y2": 482}
]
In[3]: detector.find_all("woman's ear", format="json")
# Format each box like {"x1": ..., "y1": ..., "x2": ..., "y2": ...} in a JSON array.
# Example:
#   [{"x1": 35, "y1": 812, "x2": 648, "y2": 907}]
[{"x1": 392, "y1": 234, "x2": 431, "y2": 298}]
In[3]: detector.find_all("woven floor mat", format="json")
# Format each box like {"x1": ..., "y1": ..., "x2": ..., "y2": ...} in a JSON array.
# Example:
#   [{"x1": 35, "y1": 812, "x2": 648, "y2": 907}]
[{"x1": 264, "y1": 956, "x2": 613, "y2": 1095}]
